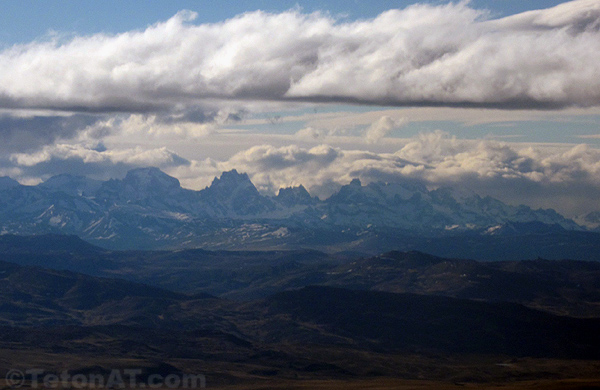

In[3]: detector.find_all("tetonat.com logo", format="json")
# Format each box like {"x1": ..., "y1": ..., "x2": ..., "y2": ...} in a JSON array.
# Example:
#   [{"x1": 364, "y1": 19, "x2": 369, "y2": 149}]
[{"x1": 5, "y1": 369, "x2": 206, "y2": 389}]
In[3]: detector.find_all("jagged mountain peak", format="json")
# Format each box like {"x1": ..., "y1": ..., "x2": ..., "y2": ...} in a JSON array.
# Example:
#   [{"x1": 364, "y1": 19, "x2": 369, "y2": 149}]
[
  {"x1": 278, "y1": 184, "x2": 310, "y2": 197},
  {"x1": 201, "y1": 169, "x2": 274, "y2": 215},
  {"x1": 326, "y1": 178, "x2": 365, "y2": 202},
  {"x1": 123, "y1": 167, "x2": 181, "y2": 190},
  {"x1": 277, "y1": 185, "x2": 314, "y2": 206},
  {"x1": 209, "y1": 169, "x2": 253, "y2": 188},
  {"x1": 205, "y1": 169, "x2": 258, "y2": 197}
]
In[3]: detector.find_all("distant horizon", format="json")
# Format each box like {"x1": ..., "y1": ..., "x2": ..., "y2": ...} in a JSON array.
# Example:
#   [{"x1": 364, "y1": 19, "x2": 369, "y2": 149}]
[
  {"x1": 1, "y1": 165, "x2": 596, "y2": 226},
  {"x1": 0, "y1": 1, "x2": 599, "y2": 218}
]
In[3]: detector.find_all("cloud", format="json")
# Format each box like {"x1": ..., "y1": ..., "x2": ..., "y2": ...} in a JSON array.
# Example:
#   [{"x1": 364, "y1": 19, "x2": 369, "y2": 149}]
[
  {"x1": 8, "y1": 143, "x2": 189, "y2": 183},
  {"x1": 105, "y1": 114, "x2": 218, "y2": 141},
  {"x1": 213, "y1": 143, "x2": 414, "y2": 197},
  {"x1": 295, "y1": 127, "x2": 327, "y2": 141},
  {"x1": 0, "y1": 1, "x2": 599, "y2": 114},
  {"x1": 365, "y1": 116, "x2": 407, "y2": 144},
  {"x1": 4, "y1": 128, "x2": 600, "y2": 217},
  {"x1": 295, "y1": 115, "x2": 408, "y2": 144},
  {"x1": 0, "y1": 106, "x2": 240, "y2": 156},
  {"x1": 0, "y1": 113, "x2": 103, "y2": 153},
  {"x1": 170, "y1": 131, "x2": 599, "y2": 217}
]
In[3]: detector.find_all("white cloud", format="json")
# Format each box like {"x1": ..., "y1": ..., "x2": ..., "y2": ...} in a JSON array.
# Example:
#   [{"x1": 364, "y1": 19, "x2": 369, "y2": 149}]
[
  {"x1": 7, "y1": 143, "x2": 189, "y2": 183},
  {"x1": 365, "y1": 116, "x2": 407, "y2": 144},
  {"x1": 4, "y1": 130, "x2": 600, "y2": 217},
  {"x1": 171, "y1": 132, "x2": 600, "y2": 217},
  {"x1": 106, "y1": 114, "x2": 217, "y2": 141},
  {"x1": 0, "y1": 1, "x2": 599, "y2": 114},
  {"x1": 295, "y1": 126, "x2": 328, "y2": 141}
]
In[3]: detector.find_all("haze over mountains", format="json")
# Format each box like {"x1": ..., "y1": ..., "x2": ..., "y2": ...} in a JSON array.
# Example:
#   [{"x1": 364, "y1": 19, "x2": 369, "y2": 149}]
[{"x1": 0, "y1": 167, "x2": 598, "y2": 260}]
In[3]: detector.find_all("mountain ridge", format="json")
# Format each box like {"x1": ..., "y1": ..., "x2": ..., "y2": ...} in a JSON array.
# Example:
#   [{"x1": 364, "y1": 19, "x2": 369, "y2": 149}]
[{"x1": 0, "y1": 167, "x2": 591, "y2": 252}]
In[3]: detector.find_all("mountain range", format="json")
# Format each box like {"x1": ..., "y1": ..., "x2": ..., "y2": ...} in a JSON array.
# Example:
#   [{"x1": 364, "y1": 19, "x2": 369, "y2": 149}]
[{"x1": 0, "y1": 167, "x2": 598, "y2": 259}]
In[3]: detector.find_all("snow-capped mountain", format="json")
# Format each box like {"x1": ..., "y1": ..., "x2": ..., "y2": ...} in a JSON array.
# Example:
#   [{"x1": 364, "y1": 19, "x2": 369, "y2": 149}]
[
  {"x1": 0, "y1": 168, "x2": 585, "y2": 250},
  {"x1": 200, "y1": 169, "x2": 276, "y2": 217},
  {"x1": 39, "y1": 174, "x2": 103, "y2": 197}
]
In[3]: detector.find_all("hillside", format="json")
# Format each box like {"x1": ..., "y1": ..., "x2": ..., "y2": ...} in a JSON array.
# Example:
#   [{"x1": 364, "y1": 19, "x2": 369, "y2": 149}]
[
  {"x1": 2, "y1": 260, "x2": 600, "y2": 385},
  {"x1": 2, "y1": 235, "x2": 600, "y2": 317},
  {"x1": 1, "y1": 236, "x2": 600, "y2": 387}
]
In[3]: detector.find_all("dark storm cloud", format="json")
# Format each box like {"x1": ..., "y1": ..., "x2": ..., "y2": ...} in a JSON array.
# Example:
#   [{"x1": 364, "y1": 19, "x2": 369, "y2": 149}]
[{"x1": 0, "y1": 114, "x2": 103, "y2": 152}]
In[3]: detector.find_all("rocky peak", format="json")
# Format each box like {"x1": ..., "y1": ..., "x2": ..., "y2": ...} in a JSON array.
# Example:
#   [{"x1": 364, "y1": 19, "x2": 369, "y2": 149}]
[
  {"x1": 326, "y1": 178, "x2": 369, "y2": 204},
  {"x1": 201, "y1": 170, "x2": 275, "y2": 215},
  {"x1": 276, "y1": 185, "x2": 314, "y2": 206},
  {"x1": 122, "y1": 167, "x2": 181, "y2": 192},
  {"x1": 204, "y1": 170, "x2": 259, "y2": 200},
  {"x1": 208, "y1": 170, "x2": 254, "y2": 190}
]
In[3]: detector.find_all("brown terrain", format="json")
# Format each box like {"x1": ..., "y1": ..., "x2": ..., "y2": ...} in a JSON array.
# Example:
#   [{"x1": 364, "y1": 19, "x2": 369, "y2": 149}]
[{"x1": 1, "y1": 235, "x2": 600, "y2": 388}]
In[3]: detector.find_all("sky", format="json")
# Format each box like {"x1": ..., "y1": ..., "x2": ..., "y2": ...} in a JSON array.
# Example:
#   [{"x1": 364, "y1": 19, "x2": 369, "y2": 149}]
[{"x1": 0, "y1": 0, "x2": 599, "y2": 219}]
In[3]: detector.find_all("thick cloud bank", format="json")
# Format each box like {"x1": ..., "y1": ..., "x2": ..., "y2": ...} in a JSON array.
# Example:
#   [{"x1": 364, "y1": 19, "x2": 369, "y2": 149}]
[
  {"x1": 8, "y1": 131, "x2": 597, "y2": 216},
  {"x1": 1, "y1": 0, "x2": 599, "y2": 112},
  {"x1": 216, "y1": 133, "x2": 600, "y2": 216}
]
